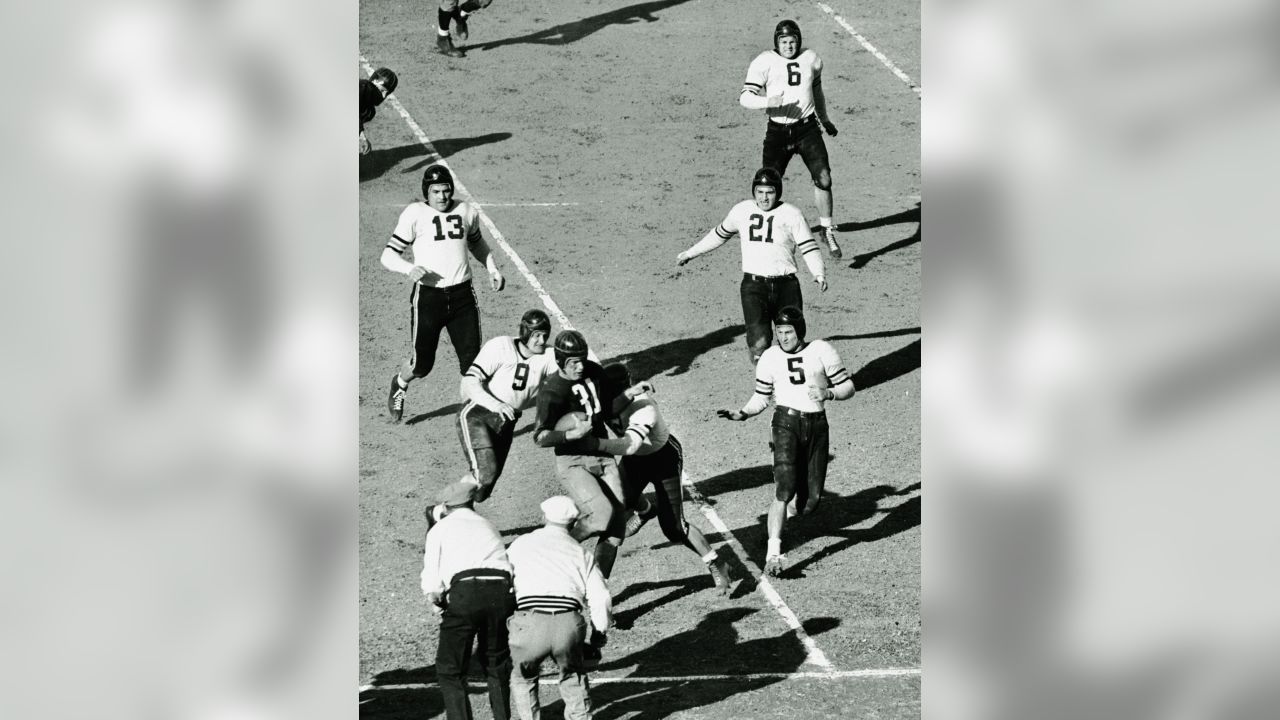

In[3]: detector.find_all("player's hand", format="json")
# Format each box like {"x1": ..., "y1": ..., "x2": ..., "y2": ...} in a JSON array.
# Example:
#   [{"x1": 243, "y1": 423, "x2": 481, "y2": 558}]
[
  {"x1": 495, "y1": 403, "x2": 517, "y2": 422},
  {"x1": 589, "y1": 629, "x2": 608, "y2": 648},
  {"x1": 676, "y1": 252, "x2": 691, "y2": 267},
  {"x1": 766, "y1": 95, "x2": 785, "y2": 109},
  {"x1": 408, "y1": 266, "x2": 429, "y2": 283},
  {"x1": 426, "y1": 592, "x2": 446, "y2": 615},
  {"x1": 815, "y1": 275, "x2": 828, "y2": 292},
  {"x1": 716, "y1": 409, "x2": 747, "y2": 422},
  {"x1": 808, "y1": 386, "x2": 832, "y2": 403},
  {"x1": 360, "y1": 134, "x2": 372, "y2": 155},
  {"x1": 564, "y1": 415, "x2": 591, "y2": 440},
  {"x1": 490, "y1": 270, "x2": 506, "y2": 291},
  {"x1": 627, "y1": 381, "x2": 655, "y2": 399},
  {"x1": 822, "y1": 120, "x2": 838, "y2": 137}
]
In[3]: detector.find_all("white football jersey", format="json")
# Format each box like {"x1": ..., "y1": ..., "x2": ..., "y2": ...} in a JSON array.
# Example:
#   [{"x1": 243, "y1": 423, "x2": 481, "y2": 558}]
[
  {"x1": 613, "y1": 395, "x2": 669, "y2": 456},
  {"x1": 465, "y1": 336, "x2": 557, "y2": 410},
  {"x1": 754, "y1": 339, "x2": 851, "y2": 413},
  {"x1": 717, "y1": 200, "x2": 819, "y2": 277},
  {"x1": 742, "y1": 48, "x2": 823, "y2": 124},
  {"x1": 386, "y1": 199, "x2": 484, "y2": 287}
]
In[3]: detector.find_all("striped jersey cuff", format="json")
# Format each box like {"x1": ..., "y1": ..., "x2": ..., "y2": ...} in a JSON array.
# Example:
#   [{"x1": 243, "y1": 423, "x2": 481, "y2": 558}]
[
  {"x1": 716, "y1": 225, "x2": 734, "y2": 239},
  {"x1": 516, "y1": 596, "x2": 581, "y2": 612}
]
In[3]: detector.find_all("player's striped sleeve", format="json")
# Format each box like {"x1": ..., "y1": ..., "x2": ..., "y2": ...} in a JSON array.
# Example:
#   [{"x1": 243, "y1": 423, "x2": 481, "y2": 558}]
[
  {"x1": 626, "y1": 422, "x2": 653, "y2": 444},
  {"x1": 716, "y1": 224, "x2": 735, "y2": 240},
  {"x1": 386, "y1": 234, "x2": 410, "y2": 253},
  {"x1": 465, "y1": 363, "x2": 491, "y2": 382},
  {"x1": 754, "y1": 377, "x2": 774, "y2": 395},
  {"x1": 826, "y1": 366, "x2": 851, "y2": 386},
  {"x1": 741, "y1": 81, "x2": 763, "y2": 95},
  {"x1": 797, "y1": 238, "x2": 820, "y2": 256},
  {"x1": 467, "y1": 226, "x2": 483, "y2": 244}
]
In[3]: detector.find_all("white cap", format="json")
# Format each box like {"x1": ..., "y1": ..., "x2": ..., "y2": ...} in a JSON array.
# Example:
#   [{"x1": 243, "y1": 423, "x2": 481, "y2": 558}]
[{"x1": 541, "y1": 495, "x2": 580, "y2": 525}]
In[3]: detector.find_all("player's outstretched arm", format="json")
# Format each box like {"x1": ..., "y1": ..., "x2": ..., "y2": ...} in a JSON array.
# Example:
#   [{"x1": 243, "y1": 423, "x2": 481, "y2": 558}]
[{"x1": 678, "y1": 224, "x2": 733, "y2": 266}]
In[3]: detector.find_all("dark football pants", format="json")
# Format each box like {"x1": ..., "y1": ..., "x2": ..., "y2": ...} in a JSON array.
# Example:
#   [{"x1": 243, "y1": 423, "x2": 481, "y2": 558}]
[
  {"x1": 408, "y1": 280, "x2": 482, "y2": 379},
  {"x1": 456, "y1": 402, "x2": 517, "y2": 501},
  {"x1": 437, "y1": 569, "x2": 516, "y2": 720},
  {"x1": 741, "y1": 273, "x2": 804, "y2": 360},
  {"x1": 761, "y1": 116, "x2": 832, "y2": 188},
  {"x1": 621, "y1": 435, "x2": 693, "y2": 549},
  {"x1": 770, "y1": 408, "x2": 830, "y2": 516}
]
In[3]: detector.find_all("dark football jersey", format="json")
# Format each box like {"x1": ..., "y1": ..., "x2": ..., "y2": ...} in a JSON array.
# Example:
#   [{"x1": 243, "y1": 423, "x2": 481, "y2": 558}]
[
  {"x1": 534, "y1": 360, "x2": 621, "y2": 456},
  {"x1": 360, "y1": 79, "x2": 383, "y2": 126}
]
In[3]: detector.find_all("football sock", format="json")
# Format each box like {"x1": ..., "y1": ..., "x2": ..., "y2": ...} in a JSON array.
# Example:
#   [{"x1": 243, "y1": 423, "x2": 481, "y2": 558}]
[
  {"x1": 701, "y1": 550, "x2": 718, "y2": 564},
  {"x1": 767, "y1": 538, "x2": 782, "y2": 557},
  {"x1": 437, "y1": 9, "x2": 451, "y2": 33}
]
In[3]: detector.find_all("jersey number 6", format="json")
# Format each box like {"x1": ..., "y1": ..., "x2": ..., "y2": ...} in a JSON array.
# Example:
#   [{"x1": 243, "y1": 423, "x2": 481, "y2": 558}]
[{"x1": 787, "y1": 62, "x2": 801, "y2": 86}]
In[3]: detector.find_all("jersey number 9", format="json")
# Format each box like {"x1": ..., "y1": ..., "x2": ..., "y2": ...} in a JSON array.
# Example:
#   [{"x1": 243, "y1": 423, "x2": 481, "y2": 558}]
[{"x1": 512, "y1": 363, "x2": 529, "y2": 391}]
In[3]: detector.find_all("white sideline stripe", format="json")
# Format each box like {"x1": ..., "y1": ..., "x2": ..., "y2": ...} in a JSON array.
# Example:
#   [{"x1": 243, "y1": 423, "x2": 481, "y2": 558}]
[
  {"x1": 359, "y1": 52, "x2": 835, "y2": 679},
  {"x1": 681, "y1": 478, "x2": 834, "y2": 671},
  {"x1": 814, "y1": 2, "x2": 921, "y2": 96},
  {"x1": 359, "y1": 668, "x2": 920, "y2": 692},
  {"x1": 476, "y1": 202, "x2": 581, "y2": 207},
  {"x1": 359, "y1": 57, "x2": 578, "y2": 332}
]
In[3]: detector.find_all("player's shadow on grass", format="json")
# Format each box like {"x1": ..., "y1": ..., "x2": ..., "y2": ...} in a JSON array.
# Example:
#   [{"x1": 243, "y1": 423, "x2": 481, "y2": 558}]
[
  {"x1": 601, "y1": 325, "x2": 744, "y2": 380},
  {"x1": 846, "y1": 339, "x2": 920, "y2": 392},
  {"x1": 591, "y1": 608, "x2": 841, "y2": 720},
  {"x1": 405, "y1": 402, "x2": 462, "y2": 426},
  {"x1": 469, "y1": 0, "x2": 695, "y2": 52},
  {"x1": 360, "y1": 667, "x2": 445, "y2": 719},
  {"x1": 728, "y1": 484, "x2": 918, "y2": 574},
  {"x1": 359, "y1": 133, "x2": 513, "y2": 183},
  {"x1": 612, "y1": 574, "x2": 709, "y2": 630},
  {"x1": 833, "y1": 202, "x2": 921, "y2": 268}
]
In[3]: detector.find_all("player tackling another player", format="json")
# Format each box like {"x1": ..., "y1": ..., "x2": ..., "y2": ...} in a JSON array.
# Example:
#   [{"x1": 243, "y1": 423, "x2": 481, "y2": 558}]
[{"x1": 718, "y1": 306, "x2": 854, "y2": 578}]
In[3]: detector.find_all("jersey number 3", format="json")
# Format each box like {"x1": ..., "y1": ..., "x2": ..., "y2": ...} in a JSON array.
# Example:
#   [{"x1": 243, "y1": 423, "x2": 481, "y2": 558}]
[
  {"x1": 512, "y1": 363, "x2": 529, "y2": 391},
  {"x1": 431, "y1": 215, "x2": 465, "y2": 241},
  {"x1": 787, "y1": 357, "x2": 806, "y2": 385},
  {"x1": 748, "y1": 214, "x2": 776, "y2": 243}
]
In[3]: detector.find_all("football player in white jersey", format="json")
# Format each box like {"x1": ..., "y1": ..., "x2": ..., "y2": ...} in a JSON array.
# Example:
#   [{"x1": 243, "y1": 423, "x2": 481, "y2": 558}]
[
  {"x1": 382, "y1": 164, "x2": 506, "y2": 423},
  {"x1": 717, "y1": 306, "x2": 854, "y2": 577},
  {"x1": 581, "y1": 364, "x2": 734, "y2": 595},
  {"x1": 740, "y1": 19, "x2": 843, "y2": 259},
  {"x1": 456, "y1": 309, "x2": 557, "y2": 501},
  {"x1": 677, "y1": 167, "x2": 826, "y2": 363}
]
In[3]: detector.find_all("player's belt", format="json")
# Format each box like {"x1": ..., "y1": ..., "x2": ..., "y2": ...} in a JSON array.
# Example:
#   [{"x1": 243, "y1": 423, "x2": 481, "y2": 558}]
[
  {"x1": 767, "y1": 115, "x2": 817, "y2": 129},
  {"x1": 777, "y1": 406, "x2": 825, "y2": 418},
  {"x1": 417, "y1": 278, "x2": 474, "y2": 290},
  {"x1": 743, "y1": 272, "x2": 796, "y2": 283},
  {"x1": 451, "y1": 568, "x2": 512, "y2": 584}
]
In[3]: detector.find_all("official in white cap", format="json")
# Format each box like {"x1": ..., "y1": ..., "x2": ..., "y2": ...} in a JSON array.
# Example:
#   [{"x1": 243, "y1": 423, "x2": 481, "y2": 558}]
[
  {"x1": 505, "y1": 496, "x2": 612, "y2": 720},
  {"x1": 421, "y1": 477, "x2": 516, "y2": 720}
]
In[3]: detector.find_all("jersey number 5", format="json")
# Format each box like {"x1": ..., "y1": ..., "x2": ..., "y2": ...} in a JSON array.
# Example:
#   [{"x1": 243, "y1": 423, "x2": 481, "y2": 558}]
[
  {"x1": 512, "y1": 363, "x2": 529, "y2": 391},
  {"x1": 787, "y1": 62, "x2": 801, "y2": 86},
  {"x1": 748, "y1": 214, "x2": 776, "y2": 243},
  {"x1": 787, "y1": 357, "x2": 806, "y2": 385},
  {"x1": 431, "y1": 215, "x2": 465, "y2": 241}
]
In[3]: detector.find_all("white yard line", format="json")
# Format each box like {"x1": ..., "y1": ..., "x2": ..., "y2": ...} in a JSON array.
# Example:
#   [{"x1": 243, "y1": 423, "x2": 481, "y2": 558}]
[
  {"x1": 359, "y1": 52, "x2": 847, "y2": 682},
  {"x1": 476, "y1": 202, "x2": 581, "y2": 207},
  {"x1": 814, "y1": 2, "x2": 921, "y2": 96},
  {"x1": 360, "y1": 668, "x2": 920, "y2": 692}
]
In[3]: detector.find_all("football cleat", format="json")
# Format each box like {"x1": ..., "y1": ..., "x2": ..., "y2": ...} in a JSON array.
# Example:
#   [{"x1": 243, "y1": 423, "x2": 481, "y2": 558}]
[
  {"x1": 623, "y1": 500, "x2": 657, "y2": 538},
  {"x1": 387, "y1": 374, "x2": 407, "y2": 423},
  {"x1": 821, "y1": 226, "x2": 843, "y2": 259},
  {"x1": 454, "y1": 13, "x2": 469, "y2": 41},
  {"x1": 436, "y1": 35, "x2": 465, "y2": 58},
  {"x1": 708, "y1": 558, "x2": 732, "y2": 596},
  {"x1": 764, "y1": 554, "x2": 786, "y2": 578}
]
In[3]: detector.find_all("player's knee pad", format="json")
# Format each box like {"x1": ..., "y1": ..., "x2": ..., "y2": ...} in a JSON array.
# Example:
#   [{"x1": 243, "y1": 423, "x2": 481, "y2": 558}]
[
  {"x1": 439, "y1": 0, "x2": 460, "y2": 10},
  {"x1": 773, "y1": 465, "x2": 799, "y2": 502},
  {"x1": 812, "y1": 169, "x2": 832, "y2": 191},
  {"x1": 748, "y1": 335, "x2": 771, "y2": 360}
]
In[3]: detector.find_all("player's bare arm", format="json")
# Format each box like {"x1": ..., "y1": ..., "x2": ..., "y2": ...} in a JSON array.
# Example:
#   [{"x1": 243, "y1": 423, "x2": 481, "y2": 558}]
[
  {"x1": 813, "y1": 75, "x2": 837, "y2": 136},
  {"x1": 466, "y1": 231, "x2": 506, "y2": 290}
]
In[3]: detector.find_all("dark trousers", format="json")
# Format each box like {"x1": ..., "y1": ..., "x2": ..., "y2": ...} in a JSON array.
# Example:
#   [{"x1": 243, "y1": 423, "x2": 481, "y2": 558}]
[
  {"x1": 740, "y1": 273, "x2": 804, "y2": 360},
  {"x1": 456, "y1": 401, "x2": 517, "y2": 501},
  {"x1": 436, "y1": 570, "x2": 516, "y2": 720},
  {"x1": 770, "y1": 408, "x2": 830, "y2": 515},
  {"x1": 408, "y1": 281, "x2": 482, "y2": 378},
  {"x1": 621, "y1": 435, "x2": 692, "y2": 549},
  {"x1": 762, "y1": 116, "x2": 831, "y2": 187}
]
